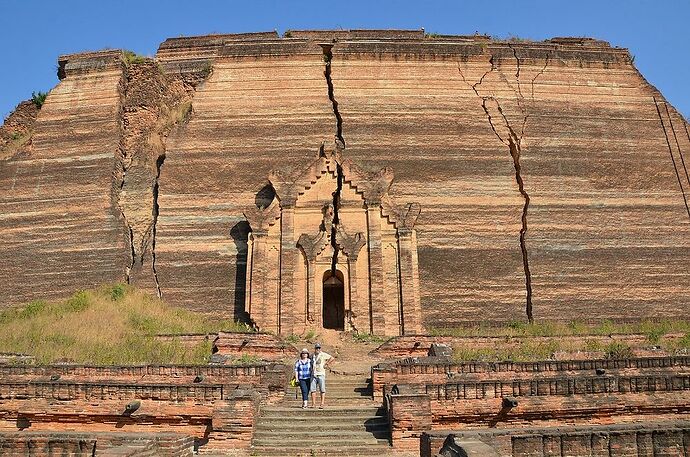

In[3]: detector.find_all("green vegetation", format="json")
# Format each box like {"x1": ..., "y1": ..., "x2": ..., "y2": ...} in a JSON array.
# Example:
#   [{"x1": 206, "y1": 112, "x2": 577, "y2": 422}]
[
  {"x1": 431, "y1": 319, "x2": 690, "y2": 339},
  {"x1": 122, "y1": 50, "x2": 148, "y2": 66},
  {"x1": 0, "y1": 284, "x2": 251, "y2": 365},
  {"x1": 30, "y1": 91, "x2": 48, "y2": 109},
  {"x1": 284, "y1": 30, "x2": 293, "y2": 38},
  {"x1": 442, "y1": 320, "x2": 690, "y2": 362},
  {"x1": 454, "y1": 340, "x2": 561, "y2": 362},
  {"x1": 352, "y1": 332, "x2": 386, "y2": 344},
  {"x1": 304, "y1": 328, "x2": 318, "y2": 343},
  {"x1": 283, "y1": 334, "x2": 300, "y2": 344}
]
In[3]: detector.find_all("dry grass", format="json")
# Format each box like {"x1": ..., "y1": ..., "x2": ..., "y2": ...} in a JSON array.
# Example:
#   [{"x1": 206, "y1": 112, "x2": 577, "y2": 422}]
[
  {"x1": 0, "y1": 285, "x2": 250, "y2": 365},
  {"x1": 431, "y1": 319, "x2": 690, "y2": 339},
  {"x1": 437, "y1": 320, "x2": 690, "y2": 362}
]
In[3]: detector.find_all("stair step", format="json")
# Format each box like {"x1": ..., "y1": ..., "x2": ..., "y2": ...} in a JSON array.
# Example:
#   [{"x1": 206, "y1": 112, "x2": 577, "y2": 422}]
[
  {"x1": 251, "y1": 437, "x2": 388, "y2": 447},
  {"x1": 257, "y1": 416, "x2": 385, "y2": 424},
  {"x1": 254, "y1": 429, "x2": 389, "y2": 439},
  {"x1": 262, "y1": 406, "x2": 383, "y2": 413},
  {"x1": 255, "y1": 424, "x2": 388, "y2": 433},
  {"x1": 249, "y1": 444, "x2": 392, "y2": 457}
]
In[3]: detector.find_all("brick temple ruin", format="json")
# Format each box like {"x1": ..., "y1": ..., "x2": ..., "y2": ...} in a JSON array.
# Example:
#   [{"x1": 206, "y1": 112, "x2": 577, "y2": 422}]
[
  {"x1": 1, "y1": 29, "x2": 689, "y2": 456},
  {"x1": 2, "y1": 30, "x2": 689, "y2": 334},
  {"x1": 244, "y1": 144, "x2": 422, "y2": 336}
]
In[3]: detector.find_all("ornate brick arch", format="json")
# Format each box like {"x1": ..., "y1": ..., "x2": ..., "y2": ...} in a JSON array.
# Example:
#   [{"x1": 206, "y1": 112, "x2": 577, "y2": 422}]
[{"x1": 243, "y1": 142, "x2": 422, "y2": 336}]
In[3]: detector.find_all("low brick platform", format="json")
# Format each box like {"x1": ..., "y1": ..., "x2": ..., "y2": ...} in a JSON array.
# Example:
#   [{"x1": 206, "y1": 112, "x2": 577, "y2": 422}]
[
  {"x1": 213, "y1": 332, "x2": 297, "y2": 361},
  {"x1": 0, "y1": 363, "x2": 291, "y2": 453},
  {"x1": 387, "y1": 371, "x2": 690, "y2": 449},
  {"x1": 371, "y1": 335, "x2": 687, "y2": 359},
  {"x1": 0, "y1": 431, "x2": 193, "y2": 456},
  {"x1": 373, "y1": 355, "x2": 690, "y2": 400},
  {"x1": 421, "y1": 422, "x2": 690, "y2": 457}
]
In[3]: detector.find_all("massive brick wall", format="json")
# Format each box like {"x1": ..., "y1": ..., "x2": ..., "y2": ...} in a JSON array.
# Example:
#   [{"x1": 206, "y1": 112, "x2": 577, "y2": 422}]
[
  {"x1": 0, "y1": 51, "x2": 129, "y2": 305},
  {"x1": 1, "y1": 31, "x2": 689, "y2": 328},
  {"x1": 421, "y1": 422, "x2": 690, "y2": 457}
]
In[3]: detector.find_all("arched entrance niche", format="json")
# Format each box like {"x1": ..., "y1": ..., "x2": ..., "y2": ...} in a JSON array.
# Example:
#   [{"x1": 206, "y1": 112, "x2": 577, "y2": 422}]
[
  {"x1": 243, "y1": 142, "x2": 423, "y2": 336},
  {"x1": 322, "y1": 270, "x2": 345, "y2": 330}
]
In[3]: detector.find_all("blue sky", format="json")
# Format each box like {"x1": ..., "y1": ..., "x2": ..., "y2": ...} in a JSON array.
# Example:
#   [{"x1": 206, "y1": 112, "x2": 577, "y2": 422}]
[{"x1": 1, "y1": 0, "x2": 688, "y2": 120}]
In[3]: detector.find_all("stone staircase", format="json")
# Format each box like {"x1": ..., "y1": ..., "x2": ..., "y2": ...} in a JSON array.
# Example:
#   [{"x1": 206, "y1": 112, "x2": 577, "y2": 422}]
[{"x1": 250, "y1": 375, "x2": 391, "y2": 456}]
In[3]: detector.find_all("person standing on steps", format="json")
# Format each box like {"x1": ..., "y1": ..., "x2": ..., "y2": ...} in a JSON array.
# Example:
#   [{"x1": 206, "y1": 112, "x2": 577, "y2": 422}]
[
  {"x1": 294, "y1": 348, "x2": 313, "y2": 409},
  {"x1": 310, "y1": 343, "x2": 334, "y2": 409}
]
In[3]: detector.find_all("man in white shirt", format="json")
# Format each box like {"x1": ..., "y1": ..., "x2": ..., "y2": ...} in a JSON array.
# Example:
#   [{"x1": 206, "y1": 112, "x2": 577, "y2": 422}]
[{"x1": 310, "y1": 343, "x2": 333, "y2": 408}]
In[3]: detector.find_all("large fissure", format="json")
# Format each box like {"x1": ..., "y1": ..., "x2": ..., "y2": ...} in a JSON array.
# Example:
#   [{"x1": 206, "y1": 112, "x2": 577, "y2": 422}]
[
  {"x1": 115, "y1": 56, "x2": 211, "y2": 293},
  {"x1": 322, "y1": 44, "x2": 345, "y2": 274},
  {"x1": 459, "y1": 55, "x2": 534, "y2": 323},
  {"x1": 323, "y1": 45, "x2": 345, "y2": 147},
  {"x1": 654, "y1": 97, "x2": 690, "y2": 219},
  {"x1": 152, "y1": 154, "x2": 165, "y2": 297},
  {"x1": 330, "y1": 164, "x2": 343, "y2": 274}
]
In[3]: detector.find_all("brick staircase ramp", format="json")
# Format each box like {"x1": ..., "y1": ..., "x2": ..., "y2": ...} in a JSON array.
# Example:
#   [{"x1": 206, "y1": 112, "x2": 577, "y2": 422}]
[{"x1": 250, "y1": 375, "x2": 392, "y2": 456}]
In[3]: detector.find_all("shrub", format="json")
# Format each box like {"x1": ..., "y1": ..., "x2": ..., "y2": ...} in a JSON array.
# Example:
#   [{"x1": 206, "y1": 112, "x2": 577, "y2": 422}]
[
  {"x1": 109, "y1": 284, "x2": 127, "y2": 301},
  {"x1": 31, "y1": 91, "x2": 48, "y2": 109},
  {"x1": 234, "y1": 353, "x2": 261, "y2": 365},
  {"x1": 283, "y1": 334, "x2": 300, "y2": 344},
  {"x1": 604, "y1": 341, "x2": 633, "y2": 359},
  {"x1": 352, "y1": 332, "x2": 385, "y2": 344},
  {"x1": 122, "y1": 50, "x2": 147, "y2": 66},
  {"x1": 63, "y1": 291, "x2": 90, "y2": 313},
  {"x1": 304, "y1": 328, "x2": 318, "y2": 342}
]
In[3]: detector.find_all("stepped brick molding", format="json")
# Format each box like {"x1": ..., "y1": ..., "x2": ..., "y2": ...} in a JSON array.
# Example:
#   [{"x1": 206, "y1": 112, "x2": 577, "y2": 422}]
[
  {"x1": 371, "y1": 334, "x2": 689, "y2": 358},
  {"x1": 0, "y1": 363, "x2": 290, "y2": 453},
  {"x1": 0, "y1": 431, "x2": 193, "y2": 456},
  {"x1": 212, "y1": 332, "x2": 298, "y2": 360},
  {"x1": 372, "y1": 355, "x2": 690, "y2": 399},
  {"x1": 387, "y1": 373, "x2": 690, "y2": 448},
  {"x1": 421, "y1": 422, "x2": 690, "y2": 457},
  {"x1": 2, "y1": 30, "x2": 690, "y2": 331}
]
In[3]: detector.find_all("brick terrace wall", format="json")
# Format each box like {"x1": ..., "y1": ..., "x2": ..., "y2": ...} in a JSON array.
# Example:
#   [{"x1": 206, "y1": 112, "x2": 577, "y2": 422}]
[
  {"x1": 371, "y1": 335, "x2": 688, "y2": 358},
  {"x1": 421, "y1": 422, "x2": 690, "y2": 457},
  {"x1": 388, "y1": 373, "x2": 690, "y2": 448},
  {"x1": 0, "y1": 431, "x2": 194, "y2": 456},
  {"x1": 213, "y1": 332, "x2": 297, "y2": 360},
  {"x1": 0, "y1": 364, "x2": 289, "y2": 453},
  {"x1": 373, "y1": 356, "x2": 690, "y2": 399}
]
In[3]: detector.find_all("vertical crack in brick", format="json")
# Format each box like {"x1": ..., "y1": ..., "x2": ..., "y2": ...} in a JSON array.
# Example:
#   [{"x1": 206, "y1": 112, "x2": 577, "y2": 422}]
[
  {"x1": 115, "y1": 69, "x2": 136, "y2": 284},
  {"x1": 331, "y1": 164, "x2": 343, "y2": 274},
  {"x1": 152, "y1": 153, "x2": 165, "y2": 297},
  {"x1": 322, "y1": 43, "x2": 345, "y2": 273},
  {"x1": 459, "y1": 55, "x2": 534, "y2": 323},
  {"x1": 115, "y1": 57, "x2": 211, "y2": 294},
  {"x1": 322, "y1": 44, "x2": 345, "y2": 147},
  {"x1": 531, "y1": 52, "x2": 551, "y2": 101},
  {"x1": 664, "y1": 103, "x2": 690, "y2": 189},
  {"x1": 654, "y1": 97, "x2": 690, "y2": 219}
]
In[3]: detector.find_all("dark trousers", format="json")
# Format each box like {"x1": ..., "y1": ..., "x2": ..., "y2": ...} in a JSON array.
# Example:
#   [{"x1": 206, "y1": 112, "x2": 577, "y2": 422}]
[{"x1": 298, "y1": 378, "x2": 310, "y2": 401}]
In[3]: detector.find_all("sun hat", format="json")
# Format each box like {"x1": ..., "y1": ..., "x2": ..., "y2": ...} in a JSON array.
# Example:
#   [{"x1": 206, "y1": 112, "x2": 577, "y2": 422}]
[
  {"x1": 300, "y1": 348, "x2": 309, "y2": 354},
  {"x1": 314, "y1": 343, "x2": 321, "y2": 349}
]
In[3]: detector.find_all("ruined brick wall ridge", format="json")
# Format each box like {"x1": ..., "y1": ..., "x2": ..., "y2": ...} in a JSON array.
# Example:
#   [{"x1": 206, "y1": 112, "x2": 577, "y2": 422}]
[{"x1": 1, "y1": 31, "x2": 688, "y2": 329}]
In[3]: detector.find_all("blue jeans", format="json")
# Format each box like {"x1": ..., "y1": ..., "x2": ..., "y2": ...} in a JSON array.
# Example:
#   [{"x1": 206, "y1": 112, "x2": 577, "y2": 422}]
[{"x1": 298, "y1": 378, "x2": 310, "y2": 401}]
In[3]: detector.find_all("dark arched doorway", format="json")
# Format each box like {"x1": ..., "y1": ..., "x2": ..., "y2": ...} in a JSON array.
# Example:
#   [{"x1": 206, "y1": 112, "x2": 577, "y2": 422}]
[{"x1": 322, "y1": 270, "x2": 344, "y2": 330}]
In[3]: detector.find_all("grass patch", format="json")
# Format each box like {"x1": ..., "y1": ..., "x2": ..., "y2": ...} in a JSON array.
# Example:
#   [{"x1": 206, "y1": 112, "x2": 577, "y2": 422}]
[
  {"x1": 431, "y1": 319, "x2": 690, "y2": 338},
  {"x1": 30, "y1": 91, "x2": 47, "y2": 108},
  {"x1": 283, "y1": 334, "x2": 300, "y2": 344},
  {"x1": 352, "y1": 332, "x2": 386, "y2": 344},
  {"x1": 122, "y1": 50, "x2": 148, "y2": 66},
  {"x1": 304, "y1": 328, "x2": 318, "y2": 343},
  {"x1": 0, "y1": 284, "x2": 248, "y2": 364},
  {"x1": 454, "y1": 340, "x2": 561, "y2": 362}
]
